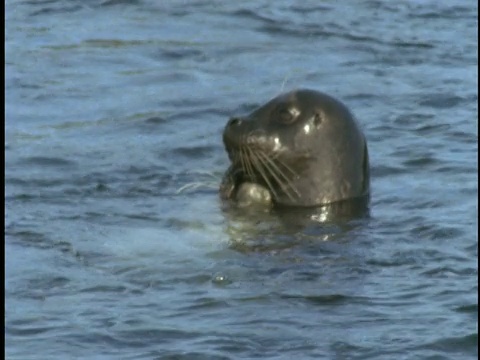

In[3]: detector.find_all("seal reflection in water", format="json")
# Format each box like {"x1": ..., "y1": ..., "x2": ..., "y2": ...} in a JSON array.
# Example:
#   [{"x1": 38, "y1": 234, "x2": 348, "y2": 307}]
[{"x1": 220, "y1": 89, "x2": 370, "y2": 220}]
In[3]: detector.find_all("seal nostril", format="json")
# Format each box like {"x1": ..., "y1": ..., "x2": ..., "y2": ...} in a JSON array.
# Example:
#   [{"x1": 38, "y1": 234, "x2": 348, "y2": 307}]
[{"x1": 228, "y1": 117, "x2": 241, "y2": 127}]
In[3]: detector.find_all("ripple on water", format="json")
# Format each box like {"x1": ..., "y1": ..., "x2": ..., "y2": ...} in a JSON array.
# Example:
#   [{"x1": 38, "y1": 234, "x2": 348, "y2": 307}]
[{"x1": 418, "y1": 93, "x2": 465, "y2": 109}]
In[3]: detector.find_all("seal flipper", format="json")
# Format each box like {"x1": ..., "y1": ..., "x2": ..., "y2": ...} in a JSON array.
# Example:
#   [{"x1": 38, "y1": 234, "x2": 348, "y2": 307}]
[{"x1": 235, "y1": 182, "x2": 272, "y2": 209}]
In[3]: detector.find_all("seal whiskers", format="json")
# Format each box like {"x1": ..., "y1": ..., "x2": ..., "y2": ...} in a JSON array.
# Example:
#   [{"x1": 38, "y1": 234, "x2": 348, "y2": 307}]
[
  {"x1": 176, "y1": 181, "x2": 218, "y2": 194},
  {"x1": 271, "y1": 153, "x2": 299, "y2": 178},
  {"x1": 237, "y1": 147, "x2": 247, "y2": 178},
  {"x1": 256, "y1": 151, "x2": 300, "y2": 201},
  {"x1": 245, "y1": 147, "x2": 280, "y2": 200},
  {"x1": 242, "y1": 146, "x2": 256, "y2": 183}
]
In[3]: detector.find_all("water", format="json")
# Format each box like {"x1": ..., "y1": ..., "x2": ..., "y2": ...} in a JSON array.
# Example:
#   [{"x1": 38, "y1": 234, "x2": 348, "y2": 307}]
[{"x1": 5, "y1": 0, "x2": 477, "y2": 359}]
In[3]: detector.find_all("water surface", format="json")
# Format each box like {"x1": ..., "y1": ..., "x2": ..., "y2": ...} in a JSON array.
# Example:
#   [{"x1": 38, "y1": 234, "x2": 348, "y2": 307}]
[{"x1": 5, "y1": 0, "x2": 478, "y2": 359}]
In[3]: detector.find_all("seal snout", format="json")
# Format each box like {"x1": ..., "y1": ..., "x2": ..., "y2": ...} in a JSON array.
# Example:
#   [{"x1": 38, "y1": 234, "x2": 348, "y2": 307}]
[
  {"x1": 223, "y1": 117, "x2": 245, "y2": 150},
  {"x1": 246, "y1": 129, "x2": 268, "y2": 146},
  {"x1": 224, "y1": 117, "x2": 269, "y2": 150}
]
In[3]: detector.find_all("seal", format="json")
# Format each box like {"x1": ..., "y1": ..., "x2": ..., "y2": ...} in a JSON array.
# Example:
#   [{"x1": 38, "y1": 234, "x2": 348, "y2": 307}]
[{"x1": 220, "y1": 89, "x2": 370, "y2": 211}]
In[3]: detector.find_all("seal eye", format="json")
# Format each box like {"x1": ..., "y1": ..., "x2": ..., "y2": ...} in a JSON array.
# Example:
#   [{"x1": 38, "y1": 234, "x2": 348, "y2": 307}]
[{"x1": 276, "y1": 107, "x2": 299, "y2": 124}]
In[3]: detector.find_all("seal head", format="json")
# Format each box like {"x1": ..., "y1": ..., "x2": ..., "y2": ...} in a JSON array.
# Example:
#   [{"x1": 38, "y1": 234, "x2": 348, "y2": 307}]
[{"x1": 220, "y1": 89, "x2": 370, "y2": 208}]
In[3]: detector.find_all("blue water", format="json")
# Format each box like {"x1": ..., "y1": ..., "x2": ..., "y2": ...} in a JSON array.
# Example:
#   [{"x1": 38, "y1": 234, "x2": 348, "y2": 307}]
[{"x1": 5, "y1": 0, "x2": 477, "y2": 359}]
